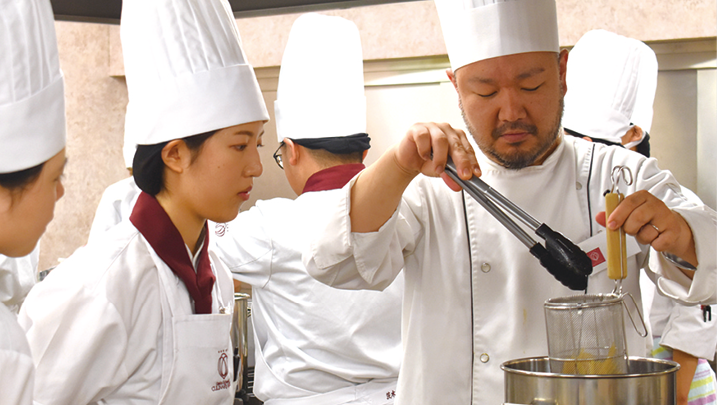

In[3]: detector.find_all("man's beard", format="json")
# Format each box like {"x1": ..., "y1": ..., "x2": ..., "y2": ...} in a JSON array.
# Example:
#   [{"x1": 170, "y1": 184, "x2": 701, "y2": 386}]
[{"x1": 460, "y1": 96, "x2": 564, "y2": 170}]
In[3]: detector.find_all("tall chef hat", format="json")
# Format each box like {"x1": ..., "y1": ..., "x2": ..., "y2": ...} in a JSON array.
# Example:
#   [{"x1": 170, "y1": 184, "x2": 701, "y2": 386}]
[
  {"x1": 434, "y1": 0, "x2": 560, "y2": 72},
  {"x1": 121, "y1": 0, "x2": 269, "y2": 146},
  {"x1": 629, "y1": 44, "x2": 658, "y2": 135},
  {"x1": 0, "y1": 0, "x2": 66, "y2": 173},
  {"x1": 562, "y1": 30, "x2": 655, "y2": 146},
  {"x1": 274, "y1": 13, "x2": 368, "y2": 150}
]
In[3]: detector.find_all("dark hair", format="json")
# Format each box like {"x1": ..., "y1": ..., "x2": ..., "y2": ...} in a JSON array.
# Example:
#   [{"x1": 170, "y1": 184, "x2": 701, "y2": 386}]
[
  {"x1": 132, "y1": 130, "x2": 216, "y2": 196},
  {"x1": 0, "y1": 162, "x2": 45, "y2": 194}
]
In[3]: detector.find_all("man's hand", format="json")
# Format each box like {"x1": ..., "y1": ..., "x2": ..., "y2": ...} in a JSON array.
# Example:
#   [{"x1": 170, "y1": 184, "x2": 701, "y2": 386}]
[
  {"x1": 350, "y1": 122, "x2": 481, "y2": 233},
  {"x1": 394, "y1": 122, "x2": 481, "y2": 188},
  {"x1": 596, "y1": 190, "x2": 698, "y2": 271}
]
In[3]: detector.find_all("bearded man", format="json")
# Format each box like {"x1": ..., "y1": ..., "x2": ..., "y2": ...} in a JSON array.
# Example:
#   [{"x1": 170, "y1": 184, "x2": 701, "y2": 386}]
[{"x1": 304, "y1": 0, "x2": 717, "y2": 404}]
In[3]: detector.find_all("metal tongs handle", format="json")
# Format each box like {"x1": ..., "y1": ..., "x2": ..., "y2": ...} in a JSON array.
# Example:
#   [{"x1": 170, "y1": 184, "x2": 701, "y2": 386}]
[{"x1": 444, "y1": 158, "x2": 593, "y2": 290}]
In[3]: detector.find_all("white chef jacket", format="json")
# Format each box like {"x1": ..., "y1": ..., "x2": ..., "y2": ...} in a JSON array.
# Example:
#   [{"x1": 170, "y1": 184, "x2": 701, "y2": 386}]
[
  {"x1": 0, "y1": 245, "x2": 39, "y2": 314},
  {"x1": 87, "y1": 177, "x2": 141, "y2": 243},
  {"x1": 306, "y1": 134, "x2": 717, "y2": 405},
  {"x1": 18, "y1": 220, "x2": 235, "y2": 405},
  {"x1": 0, "y1": 303, "x2": 34, "y2": 405},
  {"x1": 211, "y1": 179, "x2": 403, "y2": 404}
]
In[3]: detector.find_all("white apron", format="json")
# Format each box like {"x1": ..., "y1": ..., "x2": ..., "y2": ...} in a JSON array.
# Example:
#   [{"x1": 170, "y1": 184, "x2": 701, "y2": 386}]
[{"x1": 153, "y1": 249, "x2": 235, "y2": 405}]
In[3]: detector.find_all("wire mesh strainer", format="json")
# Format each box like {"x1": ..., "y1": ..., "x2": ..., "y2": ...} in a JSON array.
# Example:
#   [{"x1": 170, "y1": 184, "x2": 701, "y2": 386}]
[{"x1": 544, "y1": 293, "x2": 629, "y2": 375}]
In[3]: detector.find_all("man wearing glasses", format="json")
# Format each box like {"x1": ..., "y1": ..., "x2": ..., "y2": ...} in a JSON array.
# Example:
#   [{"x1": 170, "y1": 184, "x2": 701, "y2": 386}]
[{"x1": 211, "y1": 14, "x2": 402, "y2": 405}]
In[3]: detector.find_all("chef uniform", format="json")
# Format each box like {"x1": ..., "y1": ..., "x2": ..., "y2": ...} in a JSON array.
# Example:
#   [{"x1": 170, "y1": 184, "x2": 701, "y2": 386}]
[
  {"x1": 564, "y1": 30, "x2": 717, "y2": 405},
  {"x1": 304, "y1": 1, "x2": 717, "y2": 404},
  {"x1": 87, "y1": 177, "x2": 141, "y2": 243},
  {"x1": 212, "y1": 14, "x2": 402, "y2": 405},
  {"x1": 18, "y1": 0, "x2": 268, "y2": 404},
  {"x1": 87, "y1": 132, "x2": 141, "y2": 243},
  {"x1": 0, "y1": 0, "x2": 67, "y2": 403}
]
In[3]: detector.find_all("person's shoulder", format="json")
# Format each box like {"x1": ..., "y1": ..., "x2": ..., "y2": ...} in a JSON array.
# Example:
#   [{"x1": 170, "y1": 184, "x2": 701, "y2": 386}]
[{"x1": 45, "y1": 223, "x2": 149, "y2": 289}]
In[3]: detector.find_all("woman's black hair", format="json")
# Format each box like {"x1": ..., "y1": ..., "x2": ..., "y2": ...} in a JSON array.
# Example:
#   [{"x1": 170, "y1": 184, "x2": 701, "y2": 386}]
[
  {"x1": 0, "y1": 162, "x2": 45, "y2": 194},
  {"x1": 132, "y1": 130, "x2": 216, "y2": 196}
]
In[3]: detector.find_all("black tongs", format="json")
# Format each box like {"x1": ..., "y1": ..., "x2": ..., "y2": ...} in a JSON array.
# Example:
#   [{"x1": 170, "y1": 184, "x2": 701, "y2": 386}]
[{"x1": 444, "y1": 158, "x2": 592, "y2": 290}]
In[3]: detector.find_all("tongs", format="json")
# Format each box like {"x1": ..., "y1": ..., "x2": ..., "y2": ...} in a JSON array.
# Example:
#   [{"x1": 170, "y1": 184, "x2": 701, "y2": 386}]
[{"x1": 444, "y1": 158, "x2": 593, "y2": 290}]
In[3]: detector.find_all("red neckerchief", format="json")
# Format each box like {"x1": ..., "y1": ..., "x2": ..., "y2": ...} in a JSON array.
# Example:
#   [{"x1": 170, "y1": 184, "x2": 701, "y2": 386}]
[
  {"x1": 302, "y1": 163, "x2": 365, "y2": 193},
  {"x1": 130, "y1": 192, "x2": 215, "y2": 314}
]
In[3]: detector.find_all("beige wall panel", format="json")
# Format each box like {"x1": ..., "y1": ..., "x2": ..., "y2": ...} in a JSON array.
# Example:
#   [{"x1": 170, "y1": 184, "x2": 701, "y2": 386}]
[
  {"x1": 558, "y1": 0, "x2": 717, "y2": 46},
  {"x1": 697, "y1": 69, "x2": 716, "y2": 209},
  {"x1": 650, "y1": 70, "x2": 699, "y2": 190},
  {"x1": 38, "y1": 22, "x2": 129, "y2": 271}
]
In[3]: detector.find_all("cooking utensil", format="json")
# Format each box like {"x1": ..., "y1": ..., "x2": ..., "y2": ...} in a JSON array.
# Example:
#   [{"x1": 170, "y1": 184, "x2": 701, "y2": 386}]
[
  {"x1": 502, "y1": 356, "x2": 679, "y2": 405},
  {"x1": 605, "y1": 166, "x2": 632, "y2": 293},
  {"x1": 444, "y1": 157, "x2": 593, "y2": 290},
  {"x1": 231, "y1": 293, "x2": 250, "y2": 392}
]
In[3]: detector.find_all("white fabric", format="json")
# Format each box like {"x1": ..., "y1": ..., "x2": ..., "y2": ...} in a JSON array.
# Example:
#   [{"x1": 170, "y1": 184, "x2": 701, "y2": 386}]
[
  {"x1": 211, "y1": 190, "x2": 402, "y2": 404},
  {"x1": 121, "y1": 0, "x2": 268, "y2": 145},
  {"x1": 0, "y1": 303, "x2": 34, "y2": 405},
  {"x1": 0, "y1": 246, "x2": 39, "y2": 314},
  {"x1": 0, "y1": 0, "x2": 66, "y2": 172},
  {"x1": 650, "y1": 289, "x2": 717, "y2": 361},
  {"x1": 18, "y1": 220, "x2": 235, "y2": 404},
  {"x1": 305, "y1": 135, "x2": 717, "y2": 405},
  {"x1": 434, "y1": 0, "x2": 559, "y2": 72},
  {"x1": 563, "y1": 30, "x2": 656, "y2": 145},
  {"x1": 87, "y1": 177, "x2": 142, "y2": 243},
  {"x1": 630, "y1": 43, "x2": 659, "y2": 135},
  {"x1": 275, "y1": 14, "x2": 366, "y2": 142}
]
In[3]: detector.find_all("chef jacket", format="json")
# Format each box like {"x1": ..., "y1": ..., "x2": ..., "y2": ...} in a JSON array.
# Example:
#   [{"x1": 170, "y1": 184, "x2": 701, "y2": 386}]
[
  {"x1": 212, "y1": 164, "x2": 402, "y2": 404},
  {"x1": 18, "y1": 218, "x2": 235, "y2": 405},
  {"x1": 0, "y1": 246, "x2": 38, "y2": 314},
  {"x1": 0, "y1": 303, "x2": 34, "y2": 405},
  {"x1": 306, "y1": 134, "x2": 717, "y2": 405},
  {"x1": 87, "y1": 177, "x2": 141, "y2": 243}
]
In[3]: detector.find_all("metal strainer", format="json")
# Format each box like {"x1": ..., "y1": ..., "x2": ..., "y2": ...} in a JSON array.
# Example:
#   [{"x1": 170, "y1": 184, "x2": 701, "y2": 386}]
[{"x1": 544, "y1": 293, "x2": 630, "y2": 375}]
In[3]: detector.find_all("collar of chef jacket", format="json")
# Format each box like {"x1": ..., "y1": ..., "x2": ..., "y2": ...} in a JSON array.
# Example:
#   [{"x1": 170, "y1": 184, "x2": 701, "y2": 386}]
[
  {"x1": 130, "y1": 192, "x2": 215, "y2": 314},
  {"x1": 302, "y1": 163, "x2": 365, "y2": 193}
]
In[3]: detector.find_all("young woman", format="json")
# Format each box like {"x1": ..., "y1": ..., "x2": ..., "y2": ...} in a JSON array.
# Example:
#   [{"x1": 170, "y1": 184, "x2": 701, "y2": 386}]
[
  {"x1": 1, "y1": 0, "x2": 67, "y2": 403},
  {"x1": 17, "y1": 0, "x2": 269, "y2": 404}
]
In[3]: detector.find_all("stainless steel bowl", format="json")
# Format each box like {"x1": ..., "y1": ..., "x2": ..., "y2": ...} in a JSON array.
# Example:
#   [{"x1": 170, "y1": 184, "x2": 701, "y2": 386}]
[{"x1": 501, "y1": 356, "x2": 679, "y2": 405}]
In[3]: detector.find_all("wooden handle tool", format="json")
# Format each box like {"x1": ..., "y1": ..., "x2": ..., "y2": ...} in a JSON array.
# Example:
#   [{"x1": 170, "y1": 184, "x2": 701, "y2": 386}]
[{"x1": 605, "y1": 192, "x2": 627, "y2": 280}]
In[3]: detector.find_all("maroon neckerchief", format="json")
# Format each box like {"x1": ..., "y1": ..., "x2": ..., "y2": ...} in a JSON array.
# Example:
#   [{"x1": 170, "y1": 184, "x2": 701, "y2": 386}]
[
  {"x1": 302, "y1": 163, "x2": 365, "y2": 193},
  {"x1": 130, "y1": 192, "x2": 215, "y2": 314}
]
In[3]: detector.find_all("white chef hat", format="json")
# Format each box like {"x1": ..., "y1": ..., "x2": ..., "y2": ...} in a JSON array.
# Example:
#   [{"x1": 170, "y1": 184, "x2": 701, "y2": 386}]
[
  {"x1": 0, "y1": 0, "x2": 66, "y2": 173},
  {"x1": 275, "y1": 13, "x2": 366, "y2": 143},
  {"x1": 562, "y1": 30, "x2": 656, "y2": 146},
  {"x1": 121, "y1": 0, "x2": 269, "y2": 146},
  {"x1": 434, "y1": 0, "x2": 560, "y2": 72},
  {"x1": 629, "y1": 44, "x2": 658, "y2": 135}
]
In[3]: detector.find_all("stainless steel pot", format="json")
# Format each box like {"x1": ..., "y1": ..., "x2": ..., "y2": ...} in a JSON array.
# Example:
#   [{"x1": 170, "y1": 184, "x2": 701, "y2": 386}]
[
  {"x1": 501, "y1": 356, "x2": 679, "y2": 405},
  {"x1": 231, "y1": 293, "x2": 250, "y2": 393}
]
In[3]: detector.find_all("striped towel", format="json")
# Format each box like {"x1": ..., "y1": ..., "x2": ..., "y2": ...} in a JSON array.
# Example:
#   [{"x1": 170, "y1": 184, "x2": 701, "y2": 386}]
[{"x1": 653, "y1": 337, "x2": 717, "y2": 405}]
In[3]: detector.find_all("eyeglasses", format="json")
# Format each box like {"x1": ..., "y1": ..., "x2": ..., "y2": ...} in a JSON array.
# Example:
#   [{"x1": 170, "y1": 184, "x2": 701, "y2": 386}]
[{"x1": 273, "y1": 142, "x2": 285, "y2": 169}]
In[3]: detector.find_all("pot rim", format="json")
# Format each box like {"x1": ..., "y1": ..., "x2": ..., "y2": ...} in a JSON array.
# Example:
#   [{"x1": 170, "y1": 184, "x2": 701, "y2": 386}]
[{"x1": 500, "y1": 356, "x2": 679, "y2": 379}]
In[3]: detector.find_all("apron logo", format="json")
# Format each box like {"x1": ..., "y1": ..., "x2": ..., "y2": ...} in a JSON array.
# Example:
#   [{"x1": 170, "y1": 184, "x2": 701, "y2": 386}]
[
  {"x1": 218, "y1": 352, "x2": 229, "y2": 379},
  {"x1": 212, "y1": 352, "x2": 232, "y2": 392},
  {"x1": 586, "y1": 247, "x2": 606, "y2": 267}
]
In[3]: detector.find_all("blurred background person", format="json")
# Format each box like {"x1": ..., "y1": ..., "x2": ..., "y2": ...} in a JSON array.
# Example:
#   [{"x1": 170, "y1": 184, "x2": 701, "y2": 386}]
[
  {"x1": 213, "y1": 14, "x2": 402, "y2": 405},
  {"x1": 563, "y1": 29, "x2": 717, "y2": 405}
]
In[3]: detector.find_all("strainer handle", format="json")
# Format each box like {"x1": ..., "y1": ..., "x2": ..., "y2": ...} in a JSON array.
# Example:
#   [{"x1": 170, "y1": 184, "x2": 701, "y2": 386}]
[{"x1": 622, "y1": 292, "x2": 648, "y2": 338}]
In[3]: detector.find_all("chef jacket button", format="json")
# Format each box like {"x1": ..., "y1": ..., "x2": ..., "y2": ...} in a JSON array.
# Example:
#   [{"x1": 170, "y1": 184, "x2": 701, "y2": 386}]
[
  {"x1": 481, "y1": 263, "x2": 491, "y2": 273},
  {"x1": 480, "y1": 353, "x2": 490, "y2": 363},
  {"x1": 576, "y1": 182, "x2": 583, "y2": 190}
]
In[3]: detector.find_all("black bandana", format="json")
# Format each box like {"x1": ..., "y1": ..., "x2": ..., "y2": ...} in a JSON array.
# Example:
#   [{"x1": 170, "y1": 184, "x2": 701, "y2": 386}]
[{"x1": 291, "y1": 133, "x2": 370, "y2": 154}]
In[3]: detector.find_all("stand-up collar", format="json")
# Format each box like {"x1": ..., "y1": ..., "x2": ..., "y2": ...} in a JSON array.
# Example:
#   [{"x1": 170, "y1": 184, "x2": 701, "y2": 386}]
[{"x1": 302, "y1": 163, "x2": 365, "y2": 193}]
